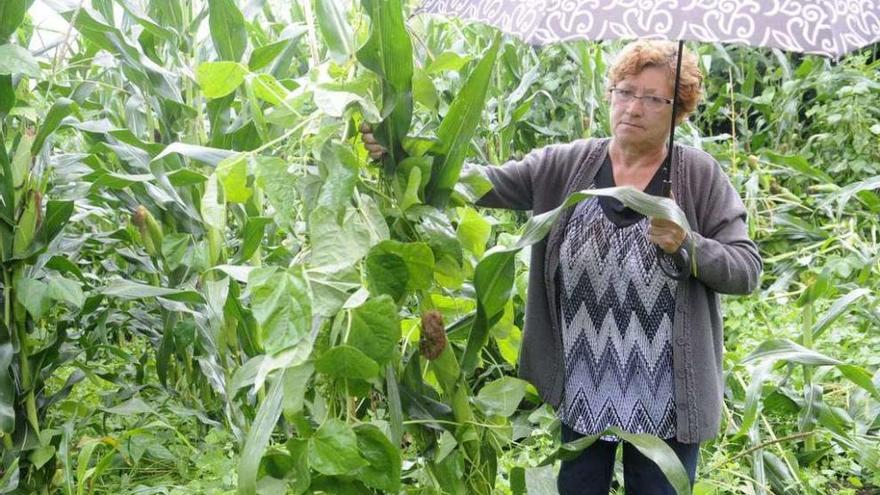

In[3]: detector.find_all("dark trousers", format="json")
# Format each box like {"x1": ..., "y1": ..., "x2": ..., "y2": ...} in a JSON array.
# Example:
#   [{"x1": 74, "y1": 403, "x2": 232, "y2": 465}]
[{"x1": 557, "y1": 423, "x2": 700, "y2": 495}]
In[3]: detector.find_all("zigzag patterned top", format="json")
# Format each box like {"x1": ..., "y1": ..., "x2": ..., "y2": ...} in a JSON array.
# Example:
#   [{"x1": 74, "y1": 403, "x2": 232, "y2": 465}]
[{"x1": 557, "y1": 193, "x2": 678, "y2": 439}]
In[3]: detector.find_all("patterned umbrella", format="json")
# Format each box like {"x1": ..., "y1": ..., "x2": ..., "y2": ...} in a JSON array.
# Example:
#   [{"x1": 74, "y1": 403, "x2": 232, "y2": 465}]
[
  {"x1": 418, "y1": 0, "x2": 880, "y2": 59},
  {"x1": 418, "y1": 0, "x2": 879, "y2": 279}
]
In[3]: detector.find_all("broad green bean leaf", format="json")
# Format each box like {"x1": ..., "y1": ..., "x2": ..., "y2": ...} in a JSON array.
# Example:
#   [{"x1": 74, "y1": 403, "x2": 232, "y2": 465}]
[
  {"x1": 249, "y1": 38, "x2": 293, "y2": 71},
  {"x1": 234, "y1": 216, "x2": 272, "y2": 263},
  {"x1": 285, "y1": 438, "x2": 310, "y2": 494},
  {"x1": 402, "y1": 136, "x2": 440, "y2": 157},
  {"x1": 196, "y1": 62, "x2": 248, "y2": 98},
  {"x1": 400, "y1": 164, "x2": 423, "y2": 210},
  {"x1": 426, "y1": 36, "x2": 500, "y2": 207},
  {"x1": 430, "y1": 450, "x2": 467, "y2": 493},
  {"x1": 309, "y1": 204, "x2": 383, "y2": 269},
  {"x1": 313, "y1": 85, "x2": 379, "y2": 120},
  {"x1": 475, "y1": 376, "x2": 528, "y2": 418},
  {"x1": 457, "y1": 207, "x2": 491, "y2": 257},
  {"x1": 796, "y1": 269, "x2": 832, "y2": 307},
  {"x1": 0, "y1": 44, "x2": 38, "y2": 77},
  {"x1": 306, "y1": 266, "x2": 360, "y2": 317},
  {"x1": 255, "y1": 156, "x2": 298, "y2": 233},
  {"x1": 308, "y1": 418, "x2": 368, "y2": 476},
  {"x1": 347, "y1": 295, "x2": 400, "y2": 365},
  {"x1": 365, "y1": 240, "x2": 434, "y2": 300},
  {"x1": 0, "y1": 343, "x2": 14, "y2": 434},
  {"x1": 161, "y1": 233, "x2": 190, "y2": 270},
  {"x1": 365, "y1": 251, "x2": 408, "y2": 302},
  {"x1": 495, "y1": 309, "x2": 522, "y2": 366},
  {"x1": 412, "y1": 69, "x2": 438, "y2": 110},
  {"x1": 425, "y1": 51, "x2": 471, "y2": 74},
  {"x1": 316, "y1": 0, "x2": 353, "y2": 63},
  {"x1": 152, "y1": 142, "x2": 237, "y2": 167},
  {"x1": 524, "y1": 465, "x2": 556, "y2": 494},
  {"x1": 455, "y1": 164, "x2": 494, "y2": 203},
  {"x1": 254, "y1": 327, "x2": 318, "y2": 393},
  {"x1": 208, "y1": 0, "x2": 246, "y2": 62},
  {"x1": 215, "y1": 154, "x2": 251, "y2": 203},
  {"x1": 0, "y1": 0, "x2": 27, "y2": 41},
  {"x1": 250, "y1": 73, "x2": 289, "y2": 105},
  {"x1": 201, "y1": 174, "x2": 226, "y2": 230},
  {"x1": 32, "y1": 98, "x2": 77, "y2": 154},
  {"x1": 461, "y1": 247, "x2": 515, "y2": 373},
  {"x1": 98, "y1": 279, "x2": 205, "y2": 303},
  {"x1": 354, "y1": 424, "x2": 401, "y2": 492},
  {"x1": 249, "y1": 267, "x2": 311, "y2": 354},
  {"x1": 282, "y1": 362, "x2": 314, "y2": 417},
  {"x1": 435, "y1": 431, "x2": 457, "y2": 464},
  {"x1": 15, "y1": 276, "x2": 49, "y2": 320},
  {"x1": 48, "y1": 276, "x2": 85, "y2": 309},
  {"x1": 317, "y1": 143, "x2": 357, "y2": 214},
  {"x1": 238, "y1": 368, "x2": 285, "y2": 495},
  {"x1": 309, "y1": 206, "x2": 370, "y2": 267},
  {"x1": 315, "y1": 345, "x2": 379, "y2": 380},
  {"x1": 210, "y1": 264, "x2": 254, "y2": 283}
]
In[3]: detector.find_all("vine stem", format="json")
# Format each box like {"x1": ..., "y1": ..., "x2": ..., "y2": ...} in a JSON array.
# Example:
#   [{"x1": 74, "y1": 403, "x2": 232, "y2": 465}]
[
  {"x1": 47, "y1": 0, "x2": 86, "y2": 96},
  {"x1": 706, "y1": 431, "x2": 814, "y2": 471}
]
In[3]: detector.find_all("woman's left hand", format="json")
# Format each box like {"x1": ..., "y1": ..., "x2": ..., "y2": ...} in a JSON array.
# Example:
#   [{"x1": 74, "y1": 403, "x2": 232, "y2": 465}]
[{"x1": 648, "y1": 218, "x2": 687, "y2": 254}]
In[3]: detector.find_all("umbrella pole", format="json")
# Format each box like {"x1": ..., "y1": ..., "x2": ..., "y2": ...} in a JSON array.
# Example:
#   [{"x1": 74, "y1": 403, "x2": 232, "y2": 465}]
[
  {"x1": 658, "y1": 40, "x2": 690, "y2": 281},
  {"x1": 664, "y1": 39, "x2": 685, "y2": 198}
]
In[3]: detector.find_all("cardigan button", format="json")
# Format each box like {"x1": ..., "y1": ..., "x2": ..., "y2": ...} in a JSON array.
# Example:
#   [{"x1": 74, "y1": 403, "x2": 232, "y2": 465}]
[{"x1": 676, "y1": 337, "x2": 686, "y2": 346}]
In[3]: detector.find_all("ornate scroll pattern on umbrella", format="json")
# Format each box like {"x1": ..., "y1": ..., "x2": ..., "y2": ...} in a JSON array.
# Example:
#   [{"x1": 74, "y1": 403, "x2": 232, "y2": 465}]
[{"x1": 418, "y1": 0, "x2": 880, "y2": 59}]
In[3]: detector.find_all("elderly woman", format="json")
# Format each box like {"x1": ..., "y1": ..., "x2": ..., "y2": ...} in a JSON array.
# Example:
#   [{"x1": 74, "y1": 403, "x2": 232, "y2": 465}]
[{"x1": 363, "y1": 40, "x2": 761, "y2": 494}]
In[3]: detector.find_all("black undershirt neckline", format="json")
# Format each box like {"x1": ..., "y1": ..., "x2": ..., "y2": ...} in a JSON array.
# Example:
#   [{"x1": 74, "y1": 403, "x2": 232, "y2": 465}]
[{"x1": 594, "y1": 151, "x2": 667, "y2": 228}]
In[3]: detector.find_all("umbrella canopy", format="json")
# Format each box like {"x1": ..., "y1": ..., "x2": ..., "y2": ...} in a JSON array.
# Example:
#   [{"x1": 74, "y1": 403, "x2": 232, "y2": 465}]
[{"x1": 418, "y1": 0, "x2": 880, "y2": 59}]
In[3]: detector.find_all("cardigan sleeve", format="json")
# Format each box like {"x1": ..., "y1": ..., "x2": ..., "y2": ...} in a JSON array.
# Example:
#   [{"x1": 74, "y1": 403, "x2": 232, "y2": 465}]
[
  {"x1": 463, "y1": 146, "x2": 556, "y2": 211},
  {"x1": 686, "y1": 159, "x2": 763, "y2": 295}
]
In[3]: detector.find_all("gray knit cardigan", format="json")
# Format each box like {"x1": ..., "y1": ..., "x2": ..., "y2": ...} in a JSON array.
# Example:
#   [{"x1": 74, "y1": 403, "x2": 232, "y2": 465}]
[{"x1": 472, "y1": 137, "x2": 762, "y2": 443}]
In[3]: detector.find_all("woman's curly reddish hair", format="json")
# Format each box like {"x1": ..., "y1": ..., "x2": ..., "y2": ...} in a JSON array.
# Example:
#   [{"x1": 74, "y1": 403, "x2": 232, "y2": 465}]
[{"x1": 607, "y1": 40, "x2": 703, "y2": 124}]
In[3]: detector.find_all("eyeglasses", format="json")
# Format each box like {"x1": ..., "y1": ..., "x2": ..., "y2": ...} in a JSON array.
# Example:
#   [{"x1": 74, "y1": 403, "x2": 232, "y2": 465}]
[{"x1": 610, "y1": 88, "x2": 673, "y2": 111}]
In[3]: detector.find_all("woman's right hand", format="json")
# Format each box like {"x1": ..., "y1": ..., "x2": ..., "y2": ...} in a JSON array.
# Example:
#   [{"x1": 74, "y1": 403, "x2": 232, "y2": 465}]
[{"x1": 359, "y1": 122, "x2": 387, "y2": 160}]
